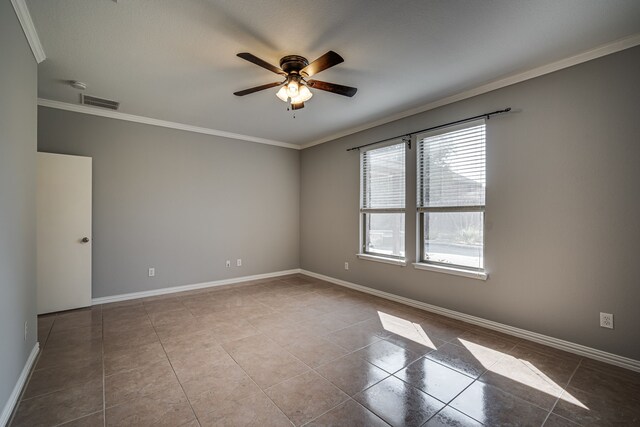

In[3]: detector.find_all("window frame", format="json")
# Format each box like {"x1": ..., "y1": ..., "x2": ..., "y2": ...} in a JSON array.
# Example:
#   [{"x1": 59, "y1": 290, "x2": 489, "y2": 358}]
[
  {"x1": 416, "y1": 120, "x2": 487, "y2": 274},
  {"x1": 359, "y1": 139, "x2": 407, "y2": 262}
]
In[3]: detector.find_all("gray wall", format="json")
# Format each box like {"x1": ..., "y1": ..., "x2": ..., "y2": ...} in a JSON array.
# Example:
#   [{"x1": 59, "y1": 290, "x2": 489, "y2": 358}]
[
  {"x1": 38, "y1": 109, "x2": 300, "y2": 298},
  {"x1": 0, "y1": 0, "x2": 38, "y2": 417},
  {"x1": 301, "y1": 46, "x2": 640, "y2": 360}
]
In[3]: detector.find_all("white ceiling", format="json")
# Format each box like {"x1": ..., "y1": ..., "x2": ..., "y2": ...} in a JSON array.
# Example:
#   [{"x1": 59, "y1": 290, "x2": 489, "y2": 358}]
[{"x1": 28, "y1": 0, "x2": 640, "y2": 146}]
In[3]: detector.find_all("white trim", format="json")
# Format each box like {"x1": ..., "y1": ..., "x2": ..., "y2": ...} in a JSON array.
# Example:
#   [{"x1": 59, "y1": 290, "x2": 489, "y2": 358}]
[
  {"x1": 413, "y1": 262, "x2": 487, "y2": 281},
  {"x1": 37, "y1": 99, "x2": 301, "y2": 150},
  {"x1": 300, "y1": 269, "x2": 640, "y2": 373},
  {"x1": 91, "y1": 269, "x2": 301, "y2": 305},
  {"x1": 0, "y1": 342, "x2": 39, "y2": 427},
  {"x1": 10, "y1": 0, "x2": 46, "y2": 63},
  {"x1": 357, "y1": 253, "x2": 407, "y2": 266},
  {"x1": 301, "y1": 33, "x2": 640, "y2": 149}
]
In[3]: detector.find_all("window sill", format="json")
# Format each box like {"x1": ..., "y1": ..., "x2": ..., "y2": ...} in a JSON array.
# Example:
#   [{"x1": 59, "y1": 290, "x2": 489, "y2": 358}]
[
  {"x1": 357, "y1": 253, "x2": 407, "y2": 266},
  {"x1": 413, "y1": 263, "x2": 488, "y2": 281}
]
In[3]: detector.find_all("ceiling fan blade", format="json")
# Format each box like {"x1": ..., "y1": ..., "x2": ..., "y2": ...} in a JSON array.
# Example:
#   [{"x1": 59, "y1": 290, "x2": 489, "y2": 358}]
[
  {"x1": 301, "y1": 51, "x2": 344, "y2": 77},
  {"x1": 307, "y1": 80, "x2": 357, "y2": 97},
  {"x1": 291, "y1": 102, "x2": 305, "y2": 110},
  {"x1": 233, "y1": 82, "x2": 282, "y2": 96},
  {"x1": 237, "y1": 53, "x2": 286, "y2": 75}
]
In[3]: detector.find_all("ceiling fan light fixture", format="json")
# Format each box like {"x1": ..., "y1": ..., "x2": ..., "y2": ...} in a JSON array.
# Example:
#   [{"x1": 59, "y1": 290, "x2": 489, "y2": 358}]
[
  {"x1": 276, "y1": 82, "x2": 313, "y2": 104},
  {"x1": 292, "y1": 85, "x2": 312, "y2": 103},
  {"x1": 276, "y1": 86, "x2": 289, "y2": 102}
]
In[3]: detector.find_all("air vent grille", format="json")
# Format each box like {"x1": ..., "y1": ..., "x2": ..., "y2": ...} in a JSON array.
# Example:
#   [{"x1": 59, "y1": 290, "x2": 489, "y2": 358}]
[{"x1": 81, "y1": 94, "x2": 120, "y2": 110}]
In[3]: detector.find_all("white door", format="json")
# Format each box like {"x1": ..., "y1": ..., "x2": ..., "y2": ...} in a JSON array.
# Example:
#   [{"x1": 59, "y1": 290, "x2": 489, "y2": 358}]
[{"x1": 37, "y1": 153, "x2": 92, "y2": 314}]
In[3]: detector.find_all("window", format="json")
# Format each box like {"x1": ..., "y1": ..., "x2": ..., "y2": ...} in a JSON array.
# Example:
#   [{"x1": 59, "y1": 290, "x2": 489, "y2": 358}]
[
  {"x1": 360, "y1": 141, "x2": 406, "y2": 260},
  {"x1": 417, "y1": 121, "x2": 486, "y2": 272}
]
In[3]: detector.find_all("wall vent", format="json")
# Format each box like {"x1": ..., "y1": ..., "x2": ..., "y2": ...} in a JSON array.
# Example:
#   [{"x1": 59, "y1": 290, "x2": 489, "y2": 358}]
[{"x1": 81, "y1": 94, "x2": 120, "y2": 110}]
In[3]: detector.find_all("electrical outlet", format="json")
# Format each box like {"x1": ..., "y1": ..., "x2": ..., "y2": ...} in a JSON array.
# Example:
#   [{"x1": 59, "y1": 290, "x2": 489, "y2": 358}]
[
  {"x1": 148, "y1": 267, "x2": 155, "y2": 277},
  {"x1": 225, "y1": 260, "x2": 231, "y2": 268},
  {"x1": 24, "y1": 321, "x2": 27, "y2": 341},
  {"x1": 600, "y1": 312, "x2": 614, "y2": 329},
  {"x1": 344, "y1": 262, "x2": 349, "y2": 270},
  {"x1": 236, "y1": 259, "x2": 242, "y2": 267}
]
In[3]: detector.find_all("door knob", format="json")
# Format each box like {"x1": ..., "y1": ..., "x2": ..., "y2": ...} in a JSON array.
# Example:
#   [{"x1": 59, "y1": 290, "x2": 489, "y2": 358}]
[{"x1": 81, "y1": 237, "x2": 90, "y2": 243}]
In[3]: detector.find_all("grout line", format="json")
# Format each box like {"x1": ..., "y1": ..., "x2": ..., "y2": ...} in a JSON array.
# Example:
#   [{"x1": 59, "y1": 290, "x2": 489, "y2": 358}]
[
  {"x1": 541, "y1": 358, "x2": 583, "y2": 426},
  {"x1": 50, "y1": 410, "x2": 103, "y2": 427},
  {"x1": 217, "y1": 339, "x2": 296, "y2": 426},
  {"x1": 146, "y1": 311, "x2": 201, "y2": 426}
]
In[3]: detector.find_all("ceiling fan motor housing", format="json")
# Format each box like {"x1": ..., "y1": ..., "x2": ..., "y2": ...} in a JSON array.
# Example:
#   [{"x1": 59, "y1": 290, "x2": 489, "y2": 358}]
[{"x1": 279, "y1": 55, "x2": 309, "y2": 75}]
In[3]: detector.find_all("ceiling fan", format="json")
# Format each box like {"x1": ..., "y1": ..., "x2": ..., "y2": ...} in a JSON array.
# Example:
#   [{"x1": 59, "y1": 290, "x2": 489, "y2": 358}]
[{"x1": 233, "y1": 51, "x2": 357, "y2": 110}]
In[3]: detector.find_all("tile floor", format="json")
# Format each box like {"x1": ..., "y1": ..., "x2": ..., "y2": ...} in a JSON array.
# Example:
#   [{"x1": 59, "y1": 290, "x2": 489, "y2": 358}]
[{"x1": 11, "y1": 274, "x2": 640, "y2": 426}]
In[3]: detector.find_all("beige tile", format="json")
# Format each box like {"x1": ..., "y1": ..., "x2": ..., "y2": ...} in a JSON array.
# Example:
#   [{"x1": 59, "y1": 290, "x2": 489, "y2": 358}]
[
  {"x1": 103, "y1": 324, "x2": 159, "y2": 352},
  {"x1": 284, "y1": 336, "x2": 349, "y2": 368},
  {"x1": 423, "y1": 406, "x2": 482, "y2": 426},
  {"x1": 281, "y1": 275, "x2": 315, "y2": 286},
  {"x1": 262, "y1": 324, "x2": 317, "y2": 346},
  {"x1": 36, "y1": 338, "x2": 102, "y2": 370},
  {"x1": 50, "y1": 308, "x2": 102, "y2": 332},
  {"x1": 417, "y1": 317, "x2": 471, "y2": 343},
  {"x1": 188, "y1": 371, "x2": 262, "y2": 418},
  {"x1": 567, "y1": 363, "x2": 640, "y2": 408},
  {"x1": 148, "y1": 308, "x2": 196, "y2": 327},
  {"x1": 450, "y1": 381, "x2": 548, "y2": 426},
  {"x1": 224, "y1": 335, "x2": 309, "y2": 388},
  {"x1": 159, "y1": 328, "x2": 219, "y2": 359},
  {"x1": 12, "y1": 379, "x2": 103, "y2": 427},
  {"x1": 102, "y1": 299, "x2": 144, "y2": 312},
  {"x1": 209, "y1": 319, "x2": 260, "y2": 343},
  {"x1": 324, "y1": 323, "x2": 382, "y2": 352},
  {"x1": 169, "y1": 345, "x2": 238, "y2": 385},
  {"x1": 58, "y1": 410, "x2": 104, "y2": 426},
  {"x1": 198, "y1": 389, "x2": 292, "y2": 427},
  {"x1": 543, "y1": 413, "x2": 581, "y2": 426},
  {"x1": 266, "y1": 370, "x2": 349, "y2": 426},
  {"x1": 395, "y1": 358, "x2": 474, "y2": 403},
  {"x1": 355, "y1": 376, "x2": 445, "y2": 427},
  {"x1": 425, "y1": 342, "x2": 505, "y2": 379},
  {"x1": 25, "y1": 357, "x2": 103, "y2": 399},
  {"x1": 153, "y1": 318, "x2": 209, "y2": 341},
  {"x1": 180, "y1": 362, "x2": 250, "y2": 401},
  {"x1": 44, "y1": 324, "x2": 102, "y2": 350},
  {"x1": 104, "y1": 340, "x2": 168, "y2": 376},
  {"x1": 316, "y1": 353, "x2": 389, "y2": 396},
  {"x1": 455, "y1": 329, "x2": 519, "y2": 353},
  {"x1": 332, "y1": 307, "x2": 379, "y2": 326},
  {"x1": 384, "y1": 333, "x2": 443, "y2": 357},
  {"x1": 479, "y1": 345, "x2": 579, "y2": 410},
  {"x1": 106, "y1": 383, "x2": 196, "y2": 427},
  {"x1": 222, "y1": 333, "x2": 281, "y2": 358},
  {"x1": 102, "y1": 304, "x2": 147, "y2": 321},
  {"x1": 305, "y1": 399, "x2": 390, "y2": 427},
  {"x1": 103, "y1": 315, "x2": 153, "y2": 334},
  {"x1": 143, "y1": 299, "x2": 186, "y2": 314},
  {"x1": 105, "y1": 358, "x2": 180, "y2": 408},
  {"x1": 354, "y1": 340, "x2": 421, "y2": 374},
  {"x1": 234, "y1": 350, "x2": 309, "y2": 389},
  {"x1": 552, "y1": 384, "x2": 640, "y2": 425},
  {"x1": 36, "y1": 316, "x2": 55, "y2": 345}
]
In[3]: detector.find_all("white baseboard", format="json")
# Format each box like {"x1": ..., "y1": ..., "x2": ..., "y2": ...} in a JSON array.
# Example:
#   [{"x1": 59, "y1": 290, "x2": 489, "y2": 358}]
[
  {"x1": 1, "y1": 342, "x2": 39, "y2": 427},
  {"x1": 302, "y1": 269, "x2": 640, "y2": 373},
  {"x1": 92, "y1": 269, "x2": 301, "y2": 305}
]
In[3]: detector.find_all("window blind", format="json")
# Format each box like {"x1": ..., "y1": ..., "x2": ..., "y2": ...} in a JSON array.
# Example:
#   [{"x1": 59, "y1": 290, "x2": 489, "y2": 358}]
[
  {"x1": 418, "y1": 122, "x2": 486, "y2": 208},
  {"x1": 361, "y1": 142, "x2": 405, "y2": 210}
]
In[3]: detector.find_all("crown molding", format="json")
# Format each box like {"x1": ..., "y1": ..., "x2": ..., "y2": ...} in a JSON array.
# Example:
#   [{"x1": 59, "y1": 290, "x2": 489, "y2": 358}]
[
  {"x1": 301, "y1": 32, "x2": 640, "y2": 149},
  {"x1": 38, "y1": 99, "x2": 301, "y2": 150},
  {"x1": 11, "y1": 0, "x2": 46, "y2": 63}
]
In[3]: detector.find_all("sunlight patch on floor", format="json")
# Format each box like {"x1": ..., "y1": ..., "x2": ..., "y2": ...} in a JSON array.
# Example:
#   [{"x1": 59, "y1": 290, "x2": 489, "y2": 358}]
[{"x1": 377, "y1": 311, "x2": 437, "y2": 350}]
